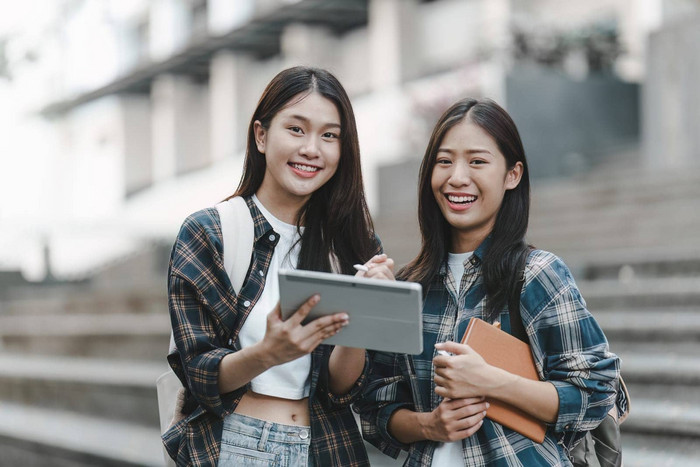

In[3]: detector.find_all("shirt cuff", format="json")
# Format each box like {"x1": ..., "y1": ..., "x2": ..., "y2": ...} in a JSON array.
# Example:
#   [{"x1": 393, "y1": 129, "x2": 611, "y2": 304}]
[
  {"x1": 376, "y1": 402, "x2": 412, "y2": 455},
  {"x1": 326, "y1": 351, "x2": 371, "y2": 406},
  {"x1": 550, "y1": 380, "x2": 586, "y2": 432},
  {"x1": 187, "y1": 347, "x2": 235, "y2": 417}
]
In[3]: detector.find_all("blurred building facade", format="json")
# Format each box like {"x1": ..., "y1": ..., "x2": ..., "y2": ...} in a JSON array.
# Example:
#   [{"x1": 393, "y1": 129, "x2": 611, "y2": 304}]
[{"x1": 2, "y1": 0, "x2": 698, "y2": 280}]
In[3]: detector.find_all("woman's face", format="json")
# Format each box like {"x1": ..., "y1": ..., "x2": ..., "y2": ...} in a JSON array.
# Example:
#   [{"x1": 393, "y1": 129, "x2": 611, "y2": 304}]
[
  {"x1": 430, "y1": 118, "x2": 522, "y2": 252},
  {"x1": 254, "y1": 92, "x2": 342, "y2": 212}
]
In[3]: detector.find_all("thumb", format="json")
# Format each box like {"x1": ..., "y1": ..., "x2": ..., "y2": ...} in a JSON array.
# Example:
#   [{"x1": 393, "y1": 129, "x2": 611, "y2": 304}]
[{"x1": 435, "y1": 341, "x2": 475, "y2": 356}]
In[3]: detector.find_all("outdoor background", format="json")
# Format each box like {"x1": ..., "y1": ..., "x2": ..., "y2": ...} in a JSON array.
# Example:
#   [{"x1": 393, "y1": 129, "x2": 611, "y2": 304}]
[{"x1": 0, "y1": 0, "x2": 699, "y2": 465}]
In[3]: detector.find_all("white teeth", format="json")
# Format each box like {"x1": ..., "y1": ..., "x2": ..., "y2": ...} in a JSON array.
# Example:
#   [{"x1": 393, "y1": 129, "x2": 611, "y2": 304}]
[
  {"x1": 447, "y1": 195, "x2": 476, "y2": 203},
  {"x1": 291, "y1": 163, "x2": 319, "y2": 172}
]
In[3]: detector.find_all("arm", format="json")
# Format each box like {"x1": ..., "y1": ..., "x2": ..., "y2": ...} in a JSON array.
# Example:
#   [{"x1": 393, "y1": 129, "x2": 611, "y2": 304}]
[
  {"x1": 433, "y1": 342, "x2": 559, "y2": 423},
  {"x1": 434, "y1": 252, "x2": 619, "y2": 431},
  {"x1": 388, "y1": 398, "x2": 488, "y2": 443}
]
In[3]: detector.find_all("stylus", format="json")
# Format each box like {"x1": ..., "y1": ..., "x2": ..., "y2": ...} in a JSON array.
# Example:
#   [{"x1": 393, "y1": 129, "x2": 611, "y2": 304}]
[
  {"x1": 436, "y1": 350, "x2": 454, "y2": 357},
  {"x1": 353, "y1": 264, "x2": 369, "y2": 272}
]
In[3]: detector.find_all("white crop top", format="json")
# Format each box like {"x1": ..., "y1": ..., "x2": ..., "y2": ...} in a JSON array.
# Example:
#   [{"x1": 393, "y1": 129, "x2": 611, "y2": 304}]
[{"x1": 232, "y1": 195, "x2": 311, "y2": 399}]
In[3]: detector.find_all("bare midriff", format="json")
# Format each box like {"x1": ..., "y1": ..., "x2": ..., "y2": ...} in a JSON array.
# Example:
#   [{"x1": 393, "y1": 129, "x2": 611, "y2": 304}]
[{"x1": 234, "y1": 391, "x2": 310, "y2": 426}]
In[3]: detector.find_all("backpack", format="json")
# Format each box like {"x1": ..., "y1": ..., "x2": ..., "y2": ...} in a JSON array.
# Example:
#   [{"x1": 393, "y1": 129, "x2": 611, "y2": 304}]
[
  {"x1": 156, "y1": 197, "x2": 254, "y2": 466},
  {"x1": 507, "y1": 253, "x2": 630, "y2": 467}
]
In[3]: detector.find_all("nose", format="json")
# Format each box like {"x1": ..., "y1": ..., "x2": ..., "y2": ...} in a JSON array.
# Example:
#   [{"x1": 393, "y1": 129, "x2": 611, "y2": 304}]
[
  {"x1": 448, "y1": 160, "x2": 471, "y2": 186},
  {"x1": 299, "y1": 136, "x2": 321, "y2": 159}
]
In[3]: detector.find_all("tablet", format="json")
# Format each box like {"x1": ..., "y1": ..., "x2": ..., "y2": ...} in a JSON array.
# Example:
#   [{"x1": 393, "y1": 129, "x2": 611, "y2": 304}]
[{"x1": 278, "y1": 269, "x2": 423, "y2": 354}]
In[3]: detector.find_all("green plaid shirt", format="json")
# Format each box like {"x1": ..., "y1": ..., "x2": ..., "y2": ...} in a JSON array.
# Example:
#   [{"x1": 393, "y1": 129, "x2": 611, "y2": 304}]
[
  {"x1": 356, "y1": 242, "x2": 621, "y2": 466},
  {"x1": 163, "y1": 197, "x2": 375, "y2": 466}
]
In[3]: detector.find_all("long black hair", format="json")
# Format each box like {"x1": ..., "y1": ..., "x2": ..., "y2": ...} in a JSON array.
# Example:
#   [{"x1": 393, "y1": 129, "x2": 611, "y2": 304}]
[
  {"x1": 228, "y1": 66, "x2": 377, "y2": 274},
  {"x1": 398, "y1": 98, "x2": 531, "y2": 322}
]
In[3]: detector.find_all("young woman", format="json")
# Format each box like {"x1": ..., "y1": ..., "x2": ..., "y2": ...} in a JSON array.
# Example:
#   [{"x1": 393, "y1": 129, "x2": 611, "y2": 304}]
[
  {"x1": 357, "y1": 98, "x2": 621, "y2": 466},
  {"x1": 163, "y1": 66, "x2": 393, "y2": 466}
]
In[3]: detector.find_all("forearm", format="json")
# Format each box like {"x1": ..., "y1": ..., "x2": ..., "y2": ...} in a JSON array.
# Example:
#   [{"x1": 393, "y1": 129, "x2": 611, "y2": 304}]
[
  {"x1": 388, "y1": 408, "x2": 430, "y2": 444},
  {"x1": 217, "y1": 341, "x2": 275, "y2": 394},
  {"x1": 489, "y1": 368, "x2": 559, "y2": 423},
  {"x1": 328, "y1": 346, "x2": 366, "y2": 395}
]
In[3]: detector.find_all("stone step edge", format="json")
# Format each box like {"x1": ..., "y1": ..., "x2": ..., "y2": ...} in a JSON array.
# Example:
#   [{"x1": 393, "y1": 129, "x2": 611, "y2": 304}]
[
  {"x1": 0, "y1": 402, "x2": 164, "y2": 467},
  {"x1": 0, "y1": 354, "x2": 168, "y2": 388},
  {"x1": 0, "y1": 313, "x2": 170, "y2": 337},
  {"x1": 621, "y1": 399, "x2": 700, "y2": 438}
]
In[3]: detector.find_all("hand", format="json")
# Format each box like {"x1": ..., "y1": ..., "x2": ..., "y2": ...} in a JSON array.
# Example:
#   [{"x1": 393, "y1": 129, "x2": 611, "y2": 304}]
[
  {"x1": 420, "y1": 397, "x2": 488, "y2": 442},
  {"x1": 433, "y1": 342, "x2": 511, "y2": 400},
  {"x1": 355, "y1": 254, "x2": 395, "y2": 281},
  {"x1": 262, "y1": 296, "x2": 348, "y2": 367}
]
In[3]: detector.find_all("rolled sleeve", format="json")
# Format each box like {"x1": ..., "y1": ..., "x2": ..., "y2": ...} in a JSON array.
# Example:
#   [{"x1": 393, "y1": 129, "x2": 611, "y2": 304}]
[
  {"x1": 524, "y1": 252, "x2": 620, "y2": 434},
  {"x1": 169, "y1": 274, "x2": 234, "y2": 417},
  {"x1": 323, "y1": 350, "x2": 371, "y2": 407}
]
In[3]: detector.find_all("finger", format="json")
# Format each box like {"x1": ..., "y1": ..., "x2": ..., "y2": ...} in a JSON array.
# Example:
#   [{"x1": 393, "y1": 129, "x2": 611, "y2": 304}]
[
  {"x1": 450, "y1": 397, "x2": 487, "y2": 408},
  {"x1": 267, "y1": 302, "x2": 283, "y2": 324},
  {"x1": 453, "y1": 418, "x2": 485, "y2": 439},
  {"x1": 302, "y1": 311, "x2": 349, "y2": 333},
  {"x1": 288, "y1": 294, "x2": 320, "y2": 326},
  {"x1": 454, "y1": 401, "x2": 490, "y2": 419},
  {"x1": 435, "y1": 341, "x2": 474, "y2": 356}
]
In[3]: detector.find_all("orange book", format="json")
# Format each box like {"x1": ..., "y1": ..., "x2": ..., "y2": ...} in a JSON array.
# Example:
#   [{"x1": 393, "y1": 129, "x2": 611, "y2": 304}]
[{"x1": 460, "y1": 317, "x2": 546, "y2": 443}]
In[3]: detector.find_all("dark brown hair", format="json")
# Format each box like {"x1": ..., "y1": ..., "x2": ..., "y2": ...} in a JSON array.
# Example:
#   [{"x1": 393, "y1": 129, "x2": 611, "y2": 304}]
[
  {"x1": 398, "y1": 98, "x2": 531, "y2": 321},
  {"x1": 229, "y1": 66, "x2": 377, "y2": 273}
]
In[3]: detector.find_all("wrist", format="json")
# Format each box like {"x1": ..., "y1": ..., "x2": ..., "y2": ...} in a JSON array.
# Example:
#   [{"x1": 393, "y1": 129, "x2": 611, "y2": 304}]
[
  {"x1": 488, "y1": 367, "x2": 519, "y2": 400},
  {"x1": 416, "y1": 411, "x2": 433, "y2": 441},
  {"x1": 249, "y1": 341, "x2": 277, "y2": 369}
]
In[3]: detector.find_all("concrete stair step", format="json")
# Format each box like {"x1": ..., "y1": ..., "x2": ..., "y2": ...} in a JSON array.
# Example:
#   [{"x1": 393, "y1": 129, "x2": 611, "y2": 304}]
[
  {"x1": 0, "y1": 313, "x2": 170, "y2": 360},
  {"x1": 617, "y1": 352, "x2": 700, "y2": 385},
  {"x1": 621, "y1": 432, "x2": 700, "y2": 467},
  {"x1": 594, "y1": 308, "x2": 700, "y2": 343},
  {"x1": 621, "y1": 398, "x2": 700, "y2": 438},
  {"x1": 0, "y1": 354, "x2": 166, "y2": 427},
  {"x1": 578, "y1": 277, "x2": 700, "y2": 309},
  {"x1": 1, "y1": 287, "x2": 166, "y2": 316},
  {"x1": 565, "y1": 248, "x2": 700, "y2": 281},
  {"x1": 0, "y1": 402, "x2": 163, "y2": 467}
]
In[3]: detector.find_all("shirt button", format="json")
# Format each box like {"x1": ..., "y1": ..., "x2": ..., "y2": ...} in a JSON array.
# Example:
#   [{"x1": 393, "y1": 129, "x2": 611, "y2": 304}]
[
  {"x1": 268, "y1": 234, "x2": 276, "y2": 241},
  {"x1": 243, "y1": 300, "x2": 251, "y2": 308},
  {"x1": 299, "y1": 429, "x2": 309, "y2": 439},
  {"x1": 227, "y1": 338, "x2": 233, "y2": 346},
  {"x1": 258, "y1": 270, "x2": 264, "y2": 276}
]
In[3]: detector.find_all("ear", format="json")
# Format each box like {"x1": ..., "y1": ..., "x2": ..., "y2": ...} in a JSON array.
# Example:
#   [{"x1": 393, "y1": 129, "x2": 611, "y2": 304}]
[
  {"x1": 253, "y1": 120, "x2": 266, "y2": 154},
  {"x1": 505, "y1": 161, "x2": 523, "y2": 190}
]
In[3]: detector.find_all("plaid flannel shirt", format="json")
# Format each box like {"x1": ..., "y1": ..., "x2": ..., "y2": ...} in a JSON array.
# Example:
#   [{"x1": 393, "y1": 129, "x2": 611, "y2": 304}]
[
  {"x1": 163, "y1": 197, "x2": 375, "y2": 467},
  {"x1": 356, "y1": 241, "x2": 620, "y2": 466}
]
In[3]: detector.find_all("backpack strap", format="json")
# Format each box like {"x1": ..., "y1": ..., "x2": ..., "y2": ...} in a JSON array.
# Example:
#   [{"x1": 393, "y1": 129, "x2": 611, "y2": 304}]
[
  {"x1": 216, "y1": 196, "x2": 255, "y2": 294},
  {"x1": 508, "y1": 248, "x2": 532, "y2": 344}
]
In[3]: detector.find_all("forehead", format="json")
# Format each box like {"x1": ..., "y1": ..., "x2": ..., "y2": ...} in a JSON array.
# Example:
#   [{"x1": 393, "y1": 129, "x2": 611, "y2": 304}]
[
  {"x1": 440, "y1": 119, "x2": 499, "y2": 151},
  {"x1": 275, "y1": 92, "x2": 340, "y2": 123}
]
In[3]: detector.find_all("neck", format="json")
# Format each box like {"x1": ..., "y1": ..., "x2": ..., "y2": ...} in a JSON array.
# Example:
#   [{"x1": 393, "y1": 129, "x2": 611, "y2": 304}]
[
  {"x1": 450, "y1": 228, "x2": 488, "y2": 254},
  {"x1": 255, "y1": 189, "x2": 308, "y2": 225}
]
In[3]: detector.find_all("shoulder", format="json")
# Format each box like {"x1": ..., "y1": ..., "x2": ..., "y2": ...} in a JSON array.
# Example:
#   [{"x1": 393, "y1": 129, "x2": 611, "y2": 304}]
[
  {"x1": 522, "y1": 249, "x2": 579, "y2": 312},
  {"x1": 170, "y1": 208, "x2": 223, "y2": 272},
  {"x1": 524, "y1": 249, "x2": 575, "y2": 285}
]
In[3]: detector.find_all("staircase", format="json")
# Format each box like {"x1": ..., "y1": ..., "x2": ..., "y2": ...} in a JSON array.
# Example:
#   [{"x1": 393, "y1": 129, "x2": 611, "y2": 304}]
[{"x1": 0, "y1": 281, "x2": 170, "y2": 466}]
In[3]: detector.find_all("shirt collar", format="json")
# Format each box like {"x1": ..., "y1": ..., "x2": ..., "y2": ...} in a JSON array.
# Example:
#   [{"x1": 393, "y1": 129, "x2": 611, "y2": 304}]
[
  {"x1": 244, "y1": 195, "x2": 278, "y2": 244},
  {"x1": 438, "y1": 235, "x2": 491, "y2": 275}
]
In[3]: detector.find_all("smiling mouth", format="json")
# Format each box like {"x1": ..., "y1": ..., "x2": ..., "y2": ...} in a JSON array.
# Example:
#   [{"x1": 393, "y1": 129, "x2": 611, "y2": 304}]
[
  {"x1": 446, "y1": 194, "x2": 477, "y2": 205},
  {"x1": 289, "y1": 163, "x2": 320, "y2": 173}
]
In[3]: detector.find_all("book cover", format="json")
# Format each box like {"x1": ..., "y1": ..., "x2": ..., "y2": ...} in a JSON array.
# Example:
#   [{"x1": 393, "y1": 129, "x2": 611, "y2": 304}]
[{"x1": 460, "y1": 317, "x2": 546, "y2": 443}]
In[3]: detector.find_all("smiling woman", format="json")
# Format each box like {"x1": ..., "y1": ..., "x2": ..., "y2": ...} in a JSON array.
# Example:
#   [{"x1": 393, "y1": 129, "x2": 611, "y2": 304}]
[{"x1": 163, "y1": 66, "x2": 395, "y2": 467}]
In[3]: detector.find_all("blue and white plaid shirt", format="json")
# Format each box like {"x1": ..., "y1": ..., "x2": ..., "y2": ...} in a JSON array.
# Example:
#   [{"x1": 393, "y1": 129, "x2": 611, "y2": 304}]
[{"x1": 356, "y1": 241, "x2": 620, "y2": 466}]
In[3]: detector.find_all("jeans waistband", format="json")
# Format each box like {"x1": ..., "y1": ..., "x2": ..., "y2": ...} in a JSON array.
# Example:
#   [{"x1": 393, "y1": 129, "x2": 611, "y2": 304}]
[{"x1": 223, "y1": 412, "x2": 311, "y2": 445}]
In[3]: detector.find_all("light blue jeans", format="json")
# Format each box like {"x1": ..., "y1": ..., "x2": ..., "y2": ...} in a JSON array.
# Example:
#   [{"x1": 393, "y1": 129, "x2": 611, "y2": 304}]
[{"x1": 218, "y1": 412, "x2": 312, "y2": 466}]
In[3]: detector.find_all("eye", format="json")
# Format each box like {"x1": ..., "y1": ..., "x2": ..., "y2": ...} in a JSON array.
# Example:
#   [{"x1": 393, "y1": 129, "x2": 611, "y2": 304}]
[
  {"x1": 436, "y1": 158, "x2": 452, "y2": 166},
  {"x1": 471, "y1": 159, "x2": 487, "y2": 165},
  {"x1": 322, "y1": 131, "x2": 340, "y2": 140},
  {"x1": 288, "y1": 126, "x2": 303, "y2": 134}
]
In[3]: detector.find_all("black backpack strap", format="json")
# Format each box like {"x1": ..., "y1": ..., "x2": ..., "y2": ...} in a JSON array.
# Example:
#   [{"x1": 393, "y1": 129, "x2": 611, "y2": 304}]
[
  {"x1": 508, "y1": 274, "x2": 527, "y2": 343},
  {"x1": 508, "y1": 248, "x2": 532, "y2": 344}
]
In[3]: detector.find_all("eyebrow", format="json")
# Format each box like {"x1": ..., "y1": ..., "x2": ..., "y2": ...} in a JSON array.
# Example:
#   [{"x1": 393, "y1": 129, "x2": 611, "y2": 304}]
[
  {"x1": 287, "y1": 114, "x2": 341, "y2": 129},
  {"x1": 437, "y1": 148, "x2": 493, "y2": 155}
]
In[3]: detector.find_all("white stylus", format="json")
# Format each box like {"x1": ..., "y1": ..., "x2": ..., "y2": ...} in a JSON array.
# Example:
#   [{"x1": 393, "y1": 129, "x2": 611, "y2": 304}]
[
  {"x1": 353, "y1": 264, "x2": 369, "y2": 272},
  {"x1": 436, "y1": 350, "x2": 454, "y2": 357}
]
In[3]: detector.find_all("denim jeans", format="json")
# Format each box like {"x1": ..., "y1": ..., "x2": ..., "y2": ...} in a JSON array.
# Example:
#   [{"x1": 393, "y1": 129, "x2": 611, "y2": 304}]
[{"x1": 218, "y1": 412, "x2": 312, "y2": 466}]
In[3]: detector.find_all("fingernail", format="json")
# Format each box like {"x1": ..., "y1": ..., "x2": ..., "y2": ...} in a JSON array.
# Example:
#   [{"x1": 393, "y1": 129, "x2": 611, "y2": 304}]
[
  {"x1": 313, "y1": 294, "x2": 320, "y2": 303},
  {"x1": 340, "y1": 313, "x2": 349, "y2": 320},
  {"x1": 482, "y1": 410, "x2": 487, "y2": 416},
  {"x1": 485, "y1": 402, "x2": 490, "y2": 409}
]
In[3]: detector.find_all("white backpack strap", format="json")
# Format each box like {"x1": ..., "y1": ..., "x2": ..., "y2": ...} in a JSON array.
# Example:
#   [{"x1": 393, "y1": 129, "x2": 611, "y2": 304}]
[{"x1": 216, "y1": 196, "x2": 255, "y2": 295}]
